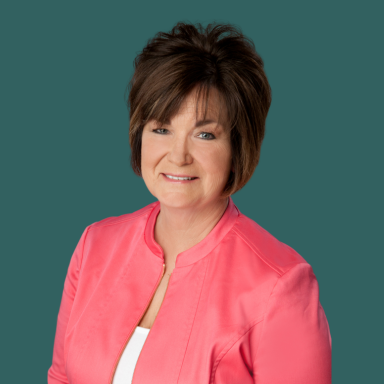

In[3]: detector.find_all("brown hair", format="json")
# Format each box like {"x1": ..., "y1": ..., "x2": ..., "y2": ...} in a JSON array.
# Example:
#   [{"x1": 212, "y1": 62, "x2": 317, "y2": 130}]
[{"x1": 127, "y1": 22, "x2": 272, "y2": 197}]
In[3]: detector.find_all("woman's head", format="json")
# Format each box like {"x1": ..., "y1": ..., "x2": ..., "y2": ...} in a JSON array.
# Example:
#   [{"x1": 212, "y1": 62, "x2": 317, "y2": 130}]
[
  {"x1": 127, "y1": 22, "x2": 272, "y2": 204},
  {"x1": 140, "y1": 86, "x2": 232, "y2": 209}
]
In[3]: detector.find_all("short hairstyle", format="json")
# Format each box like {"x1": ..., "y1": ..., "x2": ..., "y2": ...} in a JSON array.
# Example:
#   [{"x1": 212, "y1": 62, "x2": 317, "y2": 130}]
[{"x1": 127, "y1": 22, "x2": 272, "y2": 197}]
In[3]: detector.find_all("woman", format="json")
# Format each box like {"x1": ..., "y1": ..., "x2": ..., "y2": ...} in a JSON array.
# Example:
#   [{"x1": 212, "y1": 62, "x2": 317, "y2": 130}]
[{"x1": 48, "y1": 22, "x2": 332, "y2": 384}]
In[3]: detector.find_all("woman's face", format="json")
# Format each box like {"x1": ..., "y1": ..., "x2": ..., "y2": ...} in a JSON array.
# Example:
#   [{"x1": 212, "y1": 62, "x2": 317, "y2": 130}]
[{"x1": 141, "y1": 87, "x2": 232, "y2": 209}]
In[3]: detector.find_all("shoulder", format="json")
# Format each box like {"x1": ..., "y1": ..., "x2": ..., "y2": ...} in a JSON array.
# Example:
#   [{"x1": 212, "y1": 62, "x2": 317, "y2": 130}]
[
  {"x1": 231, "y1": 210, "x2": 308, "y2": 276},
  {"x1": 86, "y1": 200, "x2": 157, "y2": 234}
]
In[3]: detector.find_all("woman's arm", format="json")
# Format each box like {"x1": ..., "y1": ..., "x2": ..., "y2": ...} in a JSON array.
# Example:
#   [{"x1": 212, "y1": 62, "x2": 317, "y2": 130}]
[
  {"x1": 47, "y1": 226, "x2": 90, "y2": 384},
  {"x1": 252, "y1": 262, "x2": 332, "y2": 383}
]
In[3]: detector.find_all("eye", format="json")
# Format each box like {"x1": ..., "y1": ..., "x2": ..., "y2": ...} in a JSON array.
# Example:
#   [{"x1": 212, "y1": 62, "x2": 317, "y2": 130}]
[
  {"x1": 152, "y1": 128, "x2": 168, "y2": 134},
  {"x1": 198, "y1": 132, "x2": 215, "y2": 140}
]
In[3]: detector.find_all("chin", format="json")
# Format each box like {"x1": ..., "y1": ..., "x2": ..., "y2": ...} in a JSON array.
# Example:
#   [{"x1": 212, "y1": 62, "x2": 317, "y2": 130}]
[{"x1": 157, "y1": 193, "x2": 200, "y2": 209}]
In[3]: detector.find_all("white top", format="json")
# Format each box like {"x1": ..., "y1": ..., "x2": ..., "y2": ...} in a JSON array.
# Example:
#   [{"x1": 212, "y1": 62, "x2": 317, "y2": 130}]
[{"x1": 112, "y1": 326, "x2": 150, "y2": 384}]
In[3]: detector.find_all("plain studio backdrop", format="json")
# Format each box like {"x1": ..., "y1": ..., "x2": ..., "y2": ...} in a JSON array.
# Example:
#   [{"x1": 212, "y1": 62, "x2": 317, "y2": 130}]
[{"x1": 1, "y1": 0, "x2": 382, "y2": 382}]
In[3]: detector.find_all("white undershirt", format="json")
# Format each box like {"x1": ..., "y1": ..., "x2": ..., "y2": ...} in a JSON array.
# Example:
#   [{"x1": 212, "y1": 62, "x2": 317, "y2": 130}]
[{"x1": 112, "y1": 326, "x2": 150, "y2": 384}]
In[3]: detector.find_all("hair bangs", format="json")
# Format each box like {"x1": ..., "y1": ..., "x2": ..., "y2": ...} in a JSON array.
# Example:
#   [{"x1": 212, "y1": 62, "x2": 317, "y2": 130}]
[{"x1": 143, "y1": 81, "x2": 230, "y2": 133}]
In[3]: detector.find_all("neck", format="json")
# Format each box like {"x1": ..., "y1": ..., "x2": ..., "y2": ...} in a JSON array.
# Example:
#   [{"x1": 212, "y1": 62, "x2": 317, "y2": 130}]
[{"x1": 154, "y1": 197, "x2": 229, "y2": 269}]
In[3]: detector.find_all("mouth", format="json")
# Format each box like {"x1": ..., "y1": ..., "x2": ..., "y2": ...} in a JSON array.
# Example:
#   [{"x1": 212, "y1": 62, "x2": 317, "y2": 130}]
[{"x1": 161, "y1": 173, "x2": 199, "y2": 182}]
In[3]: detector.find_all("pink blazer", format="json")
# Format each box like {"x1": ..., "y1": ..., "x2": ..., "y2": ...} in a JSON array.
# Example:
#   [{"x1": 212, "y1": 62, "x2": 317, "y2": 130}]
[{"x1": 48, "y1": 197, "x2": 332, "y2": 384}]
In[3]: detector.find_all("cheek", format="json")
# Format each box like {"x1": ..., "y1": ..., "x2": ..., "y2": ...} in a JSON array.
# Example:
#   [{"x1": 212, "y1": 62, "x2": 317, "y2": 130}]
[
  {"x1": 197, "y1": 142, "x2": 232, "y2": 180},
  {"x1": 141, "y1": 134, "x2": 164, "y2": 172}
]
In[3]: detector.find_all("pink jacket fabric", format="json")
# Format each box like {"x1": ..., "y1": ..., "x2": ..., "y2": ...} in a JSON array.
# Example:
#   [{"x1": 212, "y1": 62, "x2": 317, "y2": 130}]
[{"x1": 48, "y1": 196, "x2": 332, "y2": 384}]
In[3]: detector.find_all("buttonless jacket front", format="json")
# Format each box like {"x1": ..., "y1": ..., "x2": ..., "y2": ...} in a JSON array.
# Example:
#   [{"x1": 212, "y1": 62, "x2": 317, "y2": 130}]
[{"x1": 48, "y1": 197, "x2": 332, "y2": 384}]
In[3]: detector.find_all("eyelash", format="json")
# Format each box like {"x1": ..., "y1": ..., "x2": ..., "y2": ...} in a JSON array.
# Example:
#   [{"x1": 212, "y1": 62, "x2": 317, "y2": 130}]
[{"x1": 152, "y1": 128, "x2": 215, "y2": 140}]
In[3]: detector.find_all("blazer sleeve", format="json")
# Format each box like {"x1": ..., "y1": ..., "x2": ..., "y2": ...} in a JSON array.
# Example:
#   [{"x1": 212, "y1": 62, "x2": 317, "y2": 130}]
[
  {"x1": 252, "y1": 262, "x2": 332, "y2": 384},
  {"x1": 47, "y1": 225, "x2": 90, "y2": 384}
]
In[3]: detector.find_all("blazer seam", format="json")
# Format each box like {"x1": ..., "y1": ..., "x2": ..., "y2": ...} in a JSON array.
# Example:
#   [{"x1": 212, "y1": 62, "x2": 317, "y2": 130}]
[
  {"x1": 210, "y1": 316, "x2": 265, "y2": 384},
  {"x1": 78, "y1": 225, "x2": 91, "y2": 271},
  {"x1": 65, "y1": 225, "x2": 91, "y2": 337},
  {"x1": 64, "y1": 224, "x2": 91, "y2": 373},
  {"x1": 176, "y1": 256, "x2": 210, "y2": 383},
  {"x1": 232, "y1": 227, "x2": 283, "y2": 276},
  {"x1": 73, "y1": 244, "x2": 140, "y2": 379},
  {"x1": 251, "y1": 263, "x2": 308, "y2": 372}
]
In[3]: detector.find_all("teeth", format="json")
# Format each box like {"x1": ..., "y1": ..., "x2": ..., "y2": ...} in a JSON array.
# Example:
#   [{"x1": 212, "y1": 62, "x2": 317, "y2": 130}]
[{"x1": 165, "y1": 174, "x2": 195, "y2": 180}]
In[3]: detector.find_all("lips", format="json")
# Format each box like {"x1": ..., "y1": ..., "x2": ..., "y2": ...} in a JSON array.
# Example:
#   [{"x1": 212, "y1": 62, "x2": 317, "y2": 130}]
[
  {"x1": 162, "y1": 173, "x2": 198, "y2": 178},
  {"x1": 161, "y1": 173, "x2": 199, "y2": 182}
]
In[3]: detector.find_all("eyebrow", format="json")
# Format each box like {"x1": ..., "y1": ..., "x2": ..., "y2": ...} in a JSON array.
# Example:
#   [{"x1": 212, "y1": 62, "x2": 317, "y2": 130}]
[{"x1": 162, "y1": 118, "x2": 219, "y2": 127}]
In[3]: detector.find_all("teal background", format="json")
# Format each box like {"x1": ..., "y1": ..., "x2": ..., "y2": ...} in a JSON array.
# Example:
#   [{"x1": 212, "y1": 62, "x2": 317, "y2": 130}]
[{"x1": 1, "y1": 0, "x2": 382, "y2": 382}]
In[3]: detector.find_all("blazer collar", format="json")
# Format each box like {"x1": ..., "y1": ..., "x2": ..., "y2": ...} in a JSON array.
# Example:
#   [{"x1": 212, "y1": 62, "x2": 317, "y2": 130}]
[{"x1": 144, "y1": 196, "x2": 239, "y2": 268}]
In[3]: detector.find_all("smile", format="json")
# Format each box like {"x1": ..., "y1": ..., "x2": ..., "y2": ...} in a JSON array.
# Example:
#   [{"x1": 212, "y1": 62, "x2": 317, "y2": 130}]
[{"x1": 162, "y1": 173, "x2": 198, "y2": 182}]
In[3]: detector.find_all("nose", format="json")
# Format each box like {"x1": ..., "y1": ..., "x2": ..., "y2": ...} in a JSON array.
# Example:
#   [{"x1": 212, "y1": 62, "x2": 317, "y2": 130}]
[{"x1": 167, "y1": 134, "x2": 193, "y2": 166}]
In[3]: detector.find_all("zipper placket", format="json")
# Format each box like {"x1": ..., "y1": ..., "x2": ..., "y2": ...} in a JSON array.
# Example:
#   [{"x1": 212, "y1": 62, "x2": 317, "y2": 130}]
[
  {"x1": 131, "y1": 265, "x2": 174, "y2": 384},
  {"x1": 108, "y1": 263, "x2": 166, "y2": 384}
]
